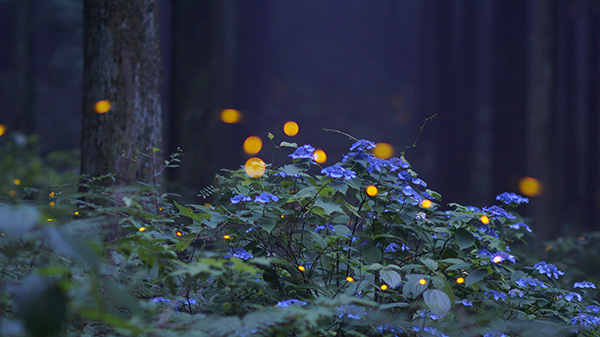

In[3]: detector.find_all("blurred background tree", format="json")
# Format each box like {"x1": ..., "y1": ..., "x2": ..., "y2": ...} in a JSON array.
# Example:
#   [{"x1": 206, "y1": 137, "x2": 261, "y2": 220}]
[{"x1": 0, "y1": 0, "x2": 598, "y2": 239}]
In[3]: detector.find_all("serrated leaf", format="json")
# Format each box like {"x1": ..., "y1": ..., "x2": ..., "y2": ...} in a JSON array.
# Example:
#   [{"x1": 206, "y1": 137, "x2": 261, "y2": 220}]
[
  {"x1": 380, "y1": 269, "x2": 402, "y2": 288},
  {"x1": 423, "y1": 289, "x2": 451, "y2": 318},
  {"x1": 314, "y1": 199, "x2": 343, "y2": 215},
  {"x1": 466, "y1": 268, "x2": 489, "y2": 286},
  {"x1": 363, "y1": 245, "x2": 382, "y2": 264},
  {"x1": 423, "y1": 258, "x2": 438, "y2": 271},
  {"x1": 455, "y1": 228, "x2": 474, "y2": 250}
]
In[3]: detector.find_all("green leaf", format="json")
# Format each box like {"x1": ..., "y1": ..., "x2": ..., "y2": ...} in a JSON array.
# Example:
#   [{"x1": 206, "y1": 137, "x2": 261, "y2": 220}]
[
  {"x1": 279, "y1": 141, "x2": 298, "y2": 148},
  {"x1": 423, "y1": 289, "x2": 451, "y2": 318},
  {"x1": 332, "y1": 225, "x2": 350, "y2": 236},
  {"x1": 380, "y1": 269, "x2": 402, "y2": 288},
  {"x1": 268, "y1": 132, "x2": 274, "y2": 140},
  {"x1": 422, "y1": 258, "x2": 438, "y2": 271},
  {"x1": 293, "y1": 186, "x2": 317, "y2": 199},
  {"x1": 403, "y1": 274, "x2": 429, "y2": 299},
  {"x1": 455, "y1": 227, "x2": 474, "y2": 250},
  {"x1": 314, "y1": 199, "x2": 343, "y2": 215},
  {"x1": 363, "y1": 246, "x2": 382, "y2": 264},
  {"x1": 332, "y1": 214, "x2": 351, "y2": 224},
  {"x1": 309, "y1": 232, "x2": 327, "y2": 249},
  {"x1": 152, "y1": 147, "x2": 160, "y2": 153},
  {"x1": 259, "y1": 218, "x2": 276, "y2": 233},
  {"x1": 202, "y1": 214, "x2": 228, "y2": 229},
  {"x1": 380, "y1": 302, "x2": 409, "y2": 309},
  {"x1": 466, "y1": 268, "x2": 489, "y2": 286}
]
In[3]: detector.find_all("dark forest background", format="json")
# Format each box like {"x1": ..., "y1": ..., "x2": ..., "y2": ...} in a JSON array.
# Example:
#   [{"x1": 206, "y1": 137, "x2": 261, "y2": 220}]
[{"x1": 0, "y1": 0, "x2": 599, "y2": 240}]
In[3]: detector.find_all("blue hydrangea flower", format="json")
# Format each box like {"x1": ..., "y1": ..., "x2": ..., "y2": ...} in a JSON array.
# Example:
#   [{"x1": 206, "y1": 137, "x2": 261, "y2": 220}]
[
  {"x1": 509, "y1": 288, "x2": 525, "y2": 298},
  {"x1": 337, "y1": 304, "x2": 366, "y2": 320},
  {"x1": 151, "y1": 296, "x2": 171, "y2": 303},
  {"x1": 508, "y1": 222, "x2": 532, "y2": 232},
  {"x1": 496, "y1": 192, "x2": 529, "y2": 205},
  {"x1": 482, "y1": 205, "x2": 516, "y2": 219},
  {"x1": 388, "y1": 157, "x2": 410, "y2": 170},
  {"x1": 397, "y1": 171, "x2": 412, "y2": 180},
  {"x1": 574, "y1": 281, "x2": 596, "y2": 289},
  {"x1": 484, "y1": 332, "x2": 509, "y2": 337},
  {"x1": 230, "y1": 194, "x2": 251, "y2": 204},
  {"x1": 226, "y1": 248, "x2": 253, "y2": 260},
  {"x1": 254, "y1": 192, "x2": 279, "y2": 203},
  {"x1": 571, "y1": 313, "x2": 600, "y2": 329},
  {"x1": 365, "y1": 157, "x2": 386, "y2": 173},
  {"x1": 376, "y1": 324, "x2": 404, "y2": 336},
  {"x1": 342, "y1": 151, "x2": 370, "y2": 163},
  {"x1": 314, "y1": 224, "x2": 334, "y2": 233},
  {"x1": 321, "y1": 165, "x2": 357, "y2": 179},
  {"x1": 586, "y1": 305, "x2": 600, "y2": 314},
  {"x1": 412, "y1": 326, "x2": 449, "y2": 337},
  {"x1": 476, "y1": 225, "x2": 499, "y2": 239},
  {"x1": 459, "y1": 299, "x2": 473, "y2": 306},
  {"x1": 277, "y1": 299, "x2": 307, "y2": 307},
  {"x1": 385, "y1": 242, "x2": 409, "y2": 253},
  {"x1": 516, "y1": 277, "x2": 549, "y2": 289},
  {"x1": 485, "y1": 290, "x2": 506, "y2": 301},
  {"x1": 478, "y1": 249, "x2": 515, "y2": 263},
  {"x1": 349, "y1": 139, "x2": 376, "y2": 152},
  {"x1": 563, "y1": 292, "x2": 583, "y2": 302},
  {"x1": 412, "y1": 177, "x2": 427, "y2": 187},
  {"x1": 419, "y1": 310, "x2": 440, "y2": 320},
  {"x1": 534, "y1": 261, "x2": 564, "y2": 279},
  {"x1": 289, "y1": 144, "x2": 315, "y2": 160}
]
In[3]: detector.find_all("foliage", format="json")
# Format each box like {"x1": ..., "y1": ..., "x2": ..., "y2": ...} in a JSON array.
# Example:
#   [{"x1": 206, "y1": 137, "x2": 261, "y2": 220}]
[{"x1": 1, "y1": 132, "x2": 600, "y2": 336}]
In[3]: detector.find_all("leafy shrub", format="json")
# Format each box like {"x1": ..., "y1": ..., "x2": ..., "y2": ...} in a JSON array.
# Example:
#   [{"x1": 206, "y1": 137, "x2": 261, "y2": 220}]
[{"x1": 1, "y1": 134, "x2": 600, "y2": 336}]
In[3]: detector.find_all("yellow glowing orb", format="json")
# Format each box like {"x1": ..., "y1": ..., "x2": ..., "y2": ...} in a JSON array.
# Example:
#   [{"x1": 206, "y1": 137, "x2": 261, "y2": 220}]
[
  {"x1": 519, "y1": 176, "x2": 542, "y2": 197},
  {"x1": 243, "y1": 136, "x2": 263, "y2": 155},
  {"x1": 49, "y1": 192, "x2": 55, "y2": 197},
  {"x1": 13, "y1": 179, "x2": 21, "y2": 185},
  {"x1": 380, "y1": 284, "x2": 388, "y2": 290},
  {"x1": 419, "y1": 279, "x2": 427, "y2": 285},
  {"x1": 74, "y1": 211, "x2": 79, "y2": 215},
  {"x1": 139, "y1": 227, "x2": 147, "y2": 232},
  {"x1": 49, "y1": 202, "x2": 55, "y2": 207},
  {"x1": 283, "y1": 121, "x2": 299, "y2": 136},
  {"x1": 346, "y1": 276, "x2": 354, "y2": 282},
  {"x1": 373, "y1": 142, "x2": 394, "y2": 159},
  {"x1": 220, "y1": 109, "x2": 242, "y2": 123},
  {"x1": 224, "y1": 235, "x2": 231, "y2": 239},
  {"x1": 313, "y1": 149, "x2": 327, "y2": 163},
  {"x1": 456, "y1": 277, "x2": 465, "y2": 284},
  {"x1": 421, "y1": 199, "x2": 432, "y2": 208},
  {"x1": 245, "y1": 157, "x2": 266, "y2": 178},
  {"x1": 0, "y1": 124, "x2": 6, "y2": 137},
  {"x1": 492, "y1": 256, "x2": 502, "y2": 263},
  {"x1": 176, "y1": 231, "x2": 183, "y2": 237},
  {"x1": 480, "y1": 215, "x2": 490, "y2": 225},
  {"x1": 9, "y1": 190, "x2": 16, "y2": 196},
  {"x1": 94, "y1": 100, "x2": 111, "y2": 114},
  {"x1": 366, "y1": 185, "x2": 378, "y2": 197},
  {"x1": 298, "y1": 265, "x2": 305, "y2": 271}
]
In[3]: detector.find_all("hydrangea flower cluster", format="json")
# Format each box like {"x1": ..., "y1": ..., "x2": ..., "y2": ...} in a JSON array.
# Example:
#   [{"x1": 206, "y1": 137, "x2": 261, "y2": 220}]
[
  {"x1": 289, "y1": 144, "x2": 315, "y2": 160},
  {"x1": 515, "y1": 277, "x2": 549, "y2": 289},
  {"x1": 321, "y1": 165, "x2": 357, "y2": 180},
  {"x1": 385, "y1": 242, "x2": 409, "y2": 253},
  {"x1": 533, "y1": 261, "x2": 565, "y2": 279},
  {"x1": 496, "y1": 192, "x2": 529, "y2": 205},
  {"x1": 412, "y1": 326, "x2": 449, "y2": 337},
  {"x1": 563, "y1": 292, "x2": 583, "y2": 302},
  {"x1": 485, "y1": 290, "x2": 507, "y2": 301},
  {"x1": 276, "y1": 299, "x2": 307, "y2": 307},
  {"x1": 225, "y1": 247, "x2": 254, "y2": 261},
  {"x1": 230, "y1": 194, "x2": 252, "y2": 204},
  {"x1": 349, "y1": 139, "x2": 376, "y2": 152},
  {"x1": 571, "y1": 313, "x2": 600, "y2": 329},
  {"x1": 508, "y1": 222, "x2": 532, "y2": 232},
  {"x1": 482, "y1": 205, "x2": 516, "y2": 219},
  {"x1": 574, "y1": 281, "x2": 596, "y2": 289},
  {"x1": 478, "y1": 249, "x2": 515, "y2": 264},
  {"x1": 254, "y1": 192, "x2": 279, "y2": 203},
  {"x1": 337, "y1": 304, "x2": 366, "y2": 320}
]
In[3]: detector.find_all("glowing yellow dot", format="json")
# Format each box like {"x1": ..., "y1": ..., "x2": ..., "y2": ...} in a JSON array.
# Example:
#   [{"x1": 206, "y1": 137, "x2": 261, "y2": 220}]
[
  {"x1": 492, "y1": 256, "x2": 502, "y2": 263},
  {"x1": 380, "y1": 284, "x2": 388, "y2": 290},
  {"x1": 49, "y1": 192, "x2": 55, "y2": 197},
  {"x1": 49, "y1": 202, "x2": 55, "y2": 207},
  {"x1": 421, "y1": 199, "x2": 432, "y2": 208},
  {"x1": 480, "y1": 215, "x2": 490, "y2": 225},
  {"x1": 243, "y1": 136, "x2": 263, "y2": 155},
  {"x1": 205, "y1": 203, "x2": 211, "y2": 207},
  {"x1": 313, "y1": 149, "x2": 327, "y2": 164},
  {"x1": 366, "y1": 185, "x2": 378, "y2": 197},
  {"x1": 94, "y1": 100, "x2": 111, "y2": 114},
  {"x1": 244, "y1": 157, "x2": 266, "y2": 178},
  {"x1": 176, "y1": 231, "x2": 183, "y2": 237},
  {"x1": 456, "y1": 277, "x2": 465, "y2": 284},
  {"x1": 372, "y1": 143, "x2": 394, "y2": 159},
  {"x1": 224, "y1": 235, "x2": 231, "y2": 239},
  {"x1": 519, "y1": 177, "x2": 542, "y2": 197},
  {"x1": 0, "y1": 124, "x2": 5, "y2": 137},
  {"x1": 46, "y1": 219, "x2": 53, "y2": 222},
  {"x1": 139, "y1": 227, "x2": 146, "y2": 232},
  {"x1": 545, "y1": 245, "x2": 552, "y2": 252},
  {"x1": 579, "y1": 236, "x2": 585, "y2": 241},
  {"x1": 346, "y1": 276, "x2": 354, "y2": 282},
  {"x1": 280, "y1": 215, "x2": 285, "y2": 218},
  {"x1": 74, "y1": 211, "x2": 79, "y2": 215},
  {"x1": 9, "y1": 190, "x2": 16, "y2": 196},
  {"x1": 220, "y1": 109, "x2": 242, "y2": 123},
  {"x1": 13, "y1": 179, "x2": 21, "y2": 185},
  {"x1": 283, "y1": 121, "x2": 299, "y2": 136},
  {"x1": 298, "y1": 265, "x2": 305, "y2": 271},
  {"x1": 419, "y1": 279, "x2": 427, "y2": 285}
]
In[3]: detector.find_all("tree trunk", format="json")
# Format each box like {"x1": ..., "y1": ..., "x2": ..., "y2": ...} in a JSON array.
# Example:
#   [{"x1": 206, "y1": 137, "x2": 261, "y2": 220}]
[{"x1": 80, "y1": 0, "x2": 163, "y2": 186}]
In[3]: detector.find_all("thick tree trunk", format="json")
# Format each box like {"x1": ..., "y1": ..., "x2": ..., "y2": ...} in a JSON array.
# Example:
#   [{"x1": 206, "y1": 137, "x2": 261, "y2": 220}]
[{"x1": 81, "y1": 1, "x2": 163, "y2": 186}]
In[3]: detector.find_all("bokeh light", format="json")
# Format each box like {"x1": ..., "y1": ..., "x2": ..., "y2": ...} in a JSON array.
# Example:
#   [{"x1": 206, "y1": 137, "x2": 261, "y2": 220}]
[
  {"x1": 243, "y1": 136, "x2": 262, "y2": 155},
  {"x1": 420, "y1": 199, "x2": 432, "y2": 208},
  {"x1": 380, "y1": 284, "x2": 388, "y2": 290},
  {"x1": 244, "y1": 157, "x2": 266, "y2": 178},
  {"x1": 519, "y1": 176, "x2": 542, "y2": 197},
  {"x1": 492, "y1": 256, "x2": 502, "y2": 263},
  {"x1": 94, "y1": 100, "x2": 111, "y2": 114},
  {"x1": 224, "y1": 235, "x2": 231, "y2": 239},
  {"x1": 456, "y1": 277, "x2": 465, "y2": 284},
  {"x1": 283, "y1": 121, "x2": 299, "y2": 136},
  {"x1": 419, "y1": 279, "x2": 427, "y2": 285},
  {"x1": 480, "y1": 215, "x2": 490, "y2": 225},
  {"x1": 0, "y1": 124, "x2": 6, "y2": 137},
  {"x1": 13, "y1": 179, "x2": 21, "y2": 185},
  {"x1": 372, "y1": 142, "x2": 394, "y2": 159},
  {"x1": 139, "y1": 227, "x2": 146, "y2": 232},
  {"x1": 220, "y1": 109, "x2": 242, "y2": 123},
  {"x1": 366, "y1": 185, "x2": 378, "y2": 196},
  {"x1": 298, "y1": 265, "x2": 305, "y2": 271},
  {"x1": 313, "y1": 149, "x2": 327, "y2": 164},
  {"x1": 176, "y1": 231, "x2": 183, "y2": 237},
  {"x1": 346, "y1": 276, "x2": 354, "y2": 282}
]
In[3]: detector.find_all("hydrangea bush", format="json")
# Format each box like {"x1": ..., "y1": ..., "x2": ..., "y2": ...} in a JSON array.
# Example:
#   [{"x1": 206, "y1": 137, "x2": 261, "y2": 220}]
[{"x1": 1, "y1": 135, "x2": 600, "y2": 336}]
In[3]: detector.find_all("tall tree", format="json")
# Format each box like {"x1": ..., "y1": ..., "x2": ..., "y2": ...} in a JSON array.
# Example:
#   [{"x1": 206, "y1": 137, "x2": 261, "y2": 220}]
[{"x1": 80, "y1": 1, "x2": 163, "y2": 186}]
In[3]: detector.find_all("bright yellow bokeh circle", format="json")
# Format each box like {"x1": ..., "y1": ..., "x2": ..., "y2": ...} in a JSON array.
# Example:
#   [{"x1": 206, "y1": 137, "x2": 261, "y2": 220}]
[
  {"x1": 284, "y1": 121, "x2": 299, "y2": 136},
  {"x1": 243, "y1": 136, "x2": 262, "y2": 155},
  {"x1": 366, "y1": 185, "x2": 378, "y2": 197},
  {"x1": 0, "y1": 124, "x2": 6, "y2": 137},
  {"x1": 244, "y1": 157, "x2": 266, "y2": 178},
  {"x1": 372, "y1": 142, "x2": 394, "y2": 159},
  {"x1": 519, "y1": 176, "x2": 541, "y2": 197},
  {"x1": 221, "y1": 109, "x2": 242, "y2": 123},
  {"x1": 480, "y1": 215, "x2": 490, "y2": 225},
  {"x1": 94, "y1": 100, "x2": 111, "y2": 114},
  {"x1": 421, "y1": 199, "x2": 432, "y2": 208},
  {"x1": 313, "y1": 149, "x2": 327, "y2": 164}
]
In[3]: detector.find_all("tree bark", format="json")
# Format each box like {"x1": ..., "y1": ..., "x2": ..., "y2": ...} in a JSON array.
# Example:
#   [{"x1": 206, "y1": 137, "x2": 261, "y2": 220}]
[{"x1": 81, "y1": 0, "x2": 163, "y2": 186}]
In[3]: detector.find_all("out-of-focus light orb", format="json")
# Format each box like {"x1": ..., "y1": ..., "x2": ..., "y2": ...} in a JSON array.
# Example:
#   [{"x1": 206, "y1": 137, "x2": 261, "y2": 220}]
[
  {"x1": 373, "y1": 143, "x2": 394, "y2": 159},
  {"x1": 298, "y1": 265, "x2": 305, "y2": 271},
  {"x1": 139, "y1": 227, "x2": 147, "y2": 232},
  {"x1": 243, "y1": 136, "x2": 262, "y2": 155},
  {"x1": 346, "y1": 276, "x2": 354, "y2": 282},
  {"x1": 13, "y1": 179, "x2": 21, "y2": 185},
  {"x1": 519, "y1": 177, "x2": 542, "y2": 197},
  {"x1": 419, "y1": 279, "x2": 427, "y2": 285},
  {"x1": 492, "y1": 255, "x2": 502, "y2": 263},
  {"x1": 380, "y1": 284, "x2": 388, "y2": 290},
  {"x1": 0, "y1": 124, "x2": 6, "y2": 137},
  {"x1": 456, "y1": 277, "x2": 465, "y2": 284},
  {"x1": 283, "y1": 121, "x2": 299, "y2": 136},
  {"x1": 244, "y1": 157, "x2": 266, "y2": 178},
  {"x1": 220, "y1": 109, "x2": 242, "y2": 123},
  {"x1": 420, "y1": 199, "x2": 432, "y2": 208},
  {"x1": 480, "y1": 215, "x2": 490, "y2": 225},
  {"x1": 94, "y1": 100, "x2": 111, "y2": 114},
  {"x1": 366, "y1": 185, "x2": 378, "y2": 196},
  {"x1": 313, "y1": 149, "x2": 327, "y2": 164}
]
